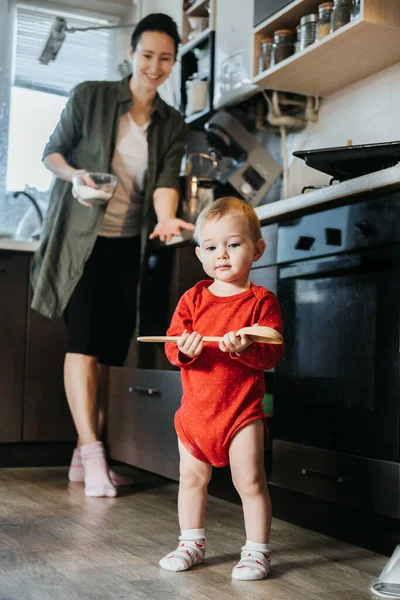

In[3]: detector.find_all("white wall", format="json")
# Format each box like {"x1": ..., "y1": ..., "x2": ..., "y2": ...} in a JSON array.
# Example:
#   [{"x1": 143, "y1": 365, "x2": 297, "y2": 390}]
[{"x1": 286, "y1": 61, "x2": 400, "y2": 198}]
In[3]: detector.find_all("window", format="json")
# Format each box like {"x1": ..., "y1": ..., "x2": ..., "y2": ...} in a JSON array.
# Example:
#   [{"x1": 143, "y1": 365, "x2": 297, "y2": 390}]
[{"x1": 6, "y1": 4, "x2": 118, "y2": 192}]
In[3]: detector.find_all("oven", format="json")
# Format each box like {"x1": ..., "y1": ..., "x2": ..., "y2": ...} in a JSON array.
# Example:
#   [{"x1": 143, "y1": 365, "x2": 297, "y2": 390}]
[{"x1": 274, "y1": 192, "x2": 400, "y2": 461}]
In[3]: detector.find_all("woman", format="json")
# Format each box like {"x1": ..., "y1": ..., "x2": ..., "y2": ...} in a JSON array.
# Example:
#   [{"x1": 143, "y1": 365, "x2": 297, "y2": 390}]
[{"x1": 31, "y1": 13, "x2": 194, "y2": 498}]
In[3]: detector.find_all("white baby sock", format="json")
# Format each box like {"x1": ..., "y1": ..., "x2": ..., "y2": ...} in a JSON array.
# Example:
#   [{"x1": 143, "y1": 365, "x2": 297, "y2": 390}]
[
  {"x1": 159, "y1": 528, "x2": 206, "y2": 572},
  {"x1": 232, "y1": 540, "x2": 271, "y2": 580}
]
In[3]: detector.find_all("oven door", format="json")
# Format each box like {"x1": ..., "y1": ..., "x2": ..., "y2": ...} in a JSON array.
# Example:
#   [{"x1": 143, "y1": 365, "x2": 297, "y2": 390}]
[{"x1": 274, "y1": 246, "x2": 400, "y2": 460}]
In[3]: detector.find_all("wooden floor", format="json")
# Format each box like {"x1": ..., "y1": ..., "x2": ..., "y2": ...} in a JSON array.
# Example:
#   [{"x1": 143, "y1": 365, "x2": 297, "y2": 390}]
[{"x1": 0, "y1": 467, "x2": 387, "y2": 600}]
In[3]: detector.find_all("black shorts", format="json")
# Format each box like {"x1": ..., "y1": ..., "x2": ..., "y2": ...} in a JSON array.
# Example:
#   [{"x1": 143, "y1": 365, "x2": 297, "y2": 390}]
[{"x1": 64, "y1": 235, "x2": 141, "y2": 366}]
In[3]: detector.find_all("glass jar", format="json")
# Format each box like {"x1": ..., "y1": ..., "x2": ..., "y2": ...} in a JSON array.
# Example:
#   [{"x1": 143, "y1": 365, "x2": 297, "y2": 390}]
[
  {"x1": 258, "y1": 37, "x2": 273, "y2": 73},
  {"x1": 294, "y1": 24, "x2": 301, "y2": 53},
  {"x1": 316, "y1": 2, "x2": 334, "y2": 40},
  {"x1": 271, "y1": 29, "x2": 295, "y2": 65},
  {"x1": 351, "y1": 0, "x2": 361, "y2": 20},
  {"x1": 299, "y1": 13, "x2": 318, "y2": 51},
  {"x1": 331, "y1": 0, "x2": 353, "y2": 32}
]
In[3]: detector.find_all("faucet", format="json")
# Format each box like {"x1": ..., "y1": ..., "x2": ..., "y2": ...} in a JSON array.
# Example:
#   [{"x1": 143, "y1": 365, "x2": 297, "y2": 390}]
[{"x1": 12, "y1": 191, "x2": 44, "y2": 226}]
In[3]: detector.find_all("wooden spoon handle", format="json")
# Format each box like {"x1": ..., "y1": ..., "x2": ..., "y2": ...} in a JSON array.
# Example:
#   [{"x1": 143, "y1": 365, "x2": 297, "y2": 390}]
[
  {"x1": 137, "y1": 336, "x2": 222, "y2": 343},
  {"x1": 137, "y1": 329, "x2": 283, "y2": 345}
]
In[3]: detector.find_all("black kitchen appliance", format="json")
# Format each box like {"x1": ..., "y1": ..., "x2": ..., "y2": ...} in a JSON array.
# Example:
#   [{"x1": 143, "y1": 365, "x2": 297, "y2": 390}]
[
  {"x1": 274, "y1": 192, "x2": 400, "y2": 461},
  {"x1": 253, "y1": 0, "x2": 295, "y2": 27},
  {"x1": 293, "y1": 140, "x2": 400, "y2": 181}
]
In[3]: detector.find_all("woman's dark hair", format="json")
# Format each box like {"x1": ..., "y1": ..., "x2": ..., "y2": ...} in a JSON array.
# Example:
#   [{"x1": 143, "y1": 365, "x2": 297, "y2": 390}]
[{"x1": 130, "y1": 13, "x2": 181, "y2": 58}]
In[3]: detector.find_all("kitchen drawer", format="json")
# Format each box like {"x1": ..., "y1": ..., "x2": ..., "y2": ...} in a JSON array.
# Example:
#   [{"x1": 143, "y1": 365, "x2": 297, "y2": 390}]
[
  {"x1": 108, "y1": 368, "x2": 182, "y2": 481},
  {"x1": 271, "y1": 440, "x2": 400, "y2": 518}
]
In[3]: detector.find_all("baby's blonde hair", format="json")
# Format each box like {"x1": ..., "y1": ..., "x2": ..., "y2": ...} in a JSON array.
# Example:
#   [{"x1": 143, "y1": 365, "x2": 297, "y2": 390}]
[{"x1": 194, "y1": 197, "x2": 262, "y2": 245}]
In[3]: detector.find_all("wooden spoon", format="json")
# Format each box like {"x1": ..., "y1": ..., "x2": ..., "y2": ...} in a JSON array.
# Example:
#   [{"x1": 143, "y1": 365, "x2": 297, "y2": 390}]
[{"x1": 137, "y1": 325, "x2": 283, "y2": 345}]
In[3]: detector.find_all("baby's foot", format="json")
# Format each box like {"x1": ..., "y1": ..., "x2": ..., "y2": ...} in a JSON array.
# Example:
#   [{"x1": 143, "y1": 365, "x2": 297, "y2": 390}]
[
  {"x1": 159, "y1": 538, "x2": 205, "y2": 572},
  {"x1": 232, "y1": 546, "x2": 271, "y2": 580}
]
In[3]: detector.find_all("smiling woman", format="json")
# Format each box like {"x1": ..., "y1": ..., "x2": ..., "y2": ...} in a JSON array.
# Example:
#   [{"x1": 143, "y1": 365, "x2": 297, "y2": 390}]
[{"x1": 30, "y1": 12, "x2": 195, "y2": 499}]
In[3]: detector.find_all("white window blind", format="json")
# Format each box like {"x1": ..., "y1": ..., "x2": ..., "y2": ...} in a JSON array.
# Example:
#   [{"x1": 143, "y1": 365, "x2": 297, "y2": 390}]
[{"x1": 13, "y1": 5, "x2": 119, "y2": 96}]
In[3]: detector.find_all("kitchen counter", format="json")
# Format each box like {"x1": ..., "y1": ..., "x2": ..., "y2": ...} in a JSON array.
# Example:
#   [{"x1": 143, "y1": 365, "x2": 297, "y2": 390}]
[
  {"x1": 3, "y1": 164, "x2": 400, "y2": 253},
  {"x1": 165, "y1": 163, "x2": 400, "y2": 247},
  {"x1": 0, "y1": 238, "x2": 40, "y2": 252}
]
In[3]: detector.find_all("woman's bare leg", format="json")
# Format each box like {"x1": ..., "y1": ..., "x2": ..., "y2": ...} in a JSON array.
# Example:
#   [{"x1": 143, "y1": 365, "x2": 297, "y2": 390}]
[
  {"x1": 64, "y1": 353, "x2": 99, "y2": 445},
  {"x1": 64, "y1": 352, "x2": 115, "y2": 497}
]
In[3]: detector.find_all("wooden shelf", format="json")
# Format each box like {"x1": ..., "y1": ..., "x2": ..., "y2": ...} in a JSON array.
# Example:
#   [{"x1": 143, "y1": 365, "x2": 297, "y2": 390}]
[
  {"x1": 252, "y1": 0, "x2": 400, "y2": 97},
  {"x1": 185, "y1": 0, "x2": 210, "y2": 18},
  {"x1": 181, "y1": 26, "x2": 213, "y2": 55},
  {"x1": 181, "y1": 0, "x2": 216, "y2": 47},
  {"x1": 184, "y1": 105, "x2": 212, "y2": 124}
]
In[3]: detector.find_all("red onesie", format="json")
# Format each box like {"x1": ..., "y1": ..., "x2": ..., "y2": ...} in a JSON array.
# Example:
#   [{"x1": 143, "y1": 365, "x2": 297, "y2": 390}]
[{"x1": 165, "y1": 280, "x2": 283, "y2": 467}]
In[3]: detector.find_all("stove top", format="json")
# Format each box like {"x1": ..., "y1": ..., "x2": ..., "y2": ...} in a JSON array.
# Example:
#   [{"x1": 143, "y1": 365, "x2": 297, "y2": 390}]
[{"x1": 293, "y1": 141, "x2": 400, "y2": 181}]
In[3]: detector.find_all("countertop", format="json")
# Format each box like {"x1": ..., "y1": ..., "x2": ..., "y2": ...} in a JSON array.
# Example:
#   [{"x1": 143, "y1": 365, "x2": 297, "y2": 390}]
[
  {"x1": 165, "y1": 163, "x2": 400, "y2": 247},
  {"x1": 0, "y1": 238, "x2": 40, "y2": 252},
  {"x1": 3, "y1": 164, "x2": 400, "y2": 253}
]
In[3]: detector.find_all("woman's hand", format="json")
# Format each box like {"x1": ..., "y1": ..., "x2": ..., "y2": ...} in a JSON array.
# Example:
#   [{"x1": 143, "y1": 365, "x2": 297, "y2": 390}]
[
  {"x1": 177, "y1": 330, "x2": 203, "y2": 359},
  {"x1": 149, "y1": 218, "x2": 195, "y2": 243},
  {"x1": 219, "y1": 330, "x2": 253, "y2": 355},
  {"x1": 72, "y1": 170, "x2": 97, "y2": 208}
]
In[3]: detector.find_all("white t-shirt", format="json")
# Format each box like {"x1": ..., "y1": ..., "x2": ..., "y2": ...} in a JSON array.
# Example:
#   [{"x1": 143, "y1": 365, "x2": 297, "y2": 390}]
[{"x1": 99, "y1": 112, "x2": 149, "y2": 237}]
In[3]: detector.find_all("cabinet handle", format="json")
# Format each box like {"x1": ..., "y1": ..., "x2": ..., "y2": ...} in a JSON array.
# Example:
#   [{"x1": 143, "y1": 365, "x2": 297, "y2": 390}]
[
  {"x1": 301, "y1": 468, "x2": 348, "y2": 484},
  {"x1": 129, "y1": 386, "x2": 161, "y2": 396}
]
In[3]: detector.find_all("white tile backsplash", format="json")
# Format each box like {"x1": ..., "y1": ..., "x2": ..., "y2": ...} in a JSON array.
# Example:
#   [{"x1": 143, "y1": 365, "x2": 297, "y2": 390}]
[{"x1": 286, "y1": 61, "x2": 400, "y2": 198}]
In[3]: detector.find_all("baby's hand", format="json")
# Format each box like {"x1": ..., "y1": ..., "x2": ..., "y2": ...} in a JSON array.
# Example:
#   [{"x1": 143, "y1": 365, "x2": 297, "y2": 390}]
[
  {"x1": 219, "y1": 330, "x2": 252, "y2": 355},
  {"x1": 177, "y1": 330, "x2": 203, "y2": 358}
]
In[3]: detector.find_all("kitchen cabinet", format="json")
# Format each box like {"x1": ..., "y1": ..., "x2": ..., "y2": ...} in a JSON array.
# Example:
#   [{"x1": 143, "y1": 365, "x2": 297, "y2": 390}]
[
  {"x1": 272, "y1": 440, "x2": 400, "y2": 518},
  {"x1": 180, "y1": 0, "x2": 216, "y2": 127},
  {"x1": 137, "y1": 243, "x2": 208, "y2": 370},
  {"x1": 0, "y1": 252, "x2": 29, "y2": 442},
  {"x1": 0, "y1": 249, "x2": 75, "y2": 444},
  {"x1": 108, "y1": 368, "x2": 181, "y2": 481},
  {"x1": 252, "y1": 0, "x2": 400, "y2": 97},
  {"x1": 23, "y1": 305, "x2": 75, "y2": 441},
  {"x1": 213, "y1": 0, "x2": 258, "y2": 109}
]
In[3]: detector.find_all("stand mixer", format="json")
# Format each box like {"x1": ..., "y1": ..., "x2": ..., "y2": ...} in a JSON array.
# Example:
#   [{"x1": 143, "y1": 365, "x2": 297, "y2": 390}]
[{"x1": 204, "y1": 111, "x2": 282, "y2": 207}]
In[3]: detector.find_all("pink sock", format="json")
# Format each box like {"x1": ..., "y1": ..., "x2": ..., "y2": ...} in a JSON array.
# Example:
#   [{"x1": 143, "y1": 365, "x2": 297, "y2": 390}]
[
  {"x1": 68, "y1": 447, "x2": 134, "y2": 486},
  {"x1": 68, "y1": 447, "x2": 84, "y2": 482},
  {"x1": 80, "y1": 441, "x2": 117, "y2": 497}
]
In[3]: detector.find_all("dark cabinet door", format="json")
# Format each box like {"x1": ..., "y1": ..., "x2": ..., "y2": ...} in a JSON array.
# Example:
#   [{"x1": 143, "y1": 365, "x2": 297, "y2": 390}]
[
  {"x1": 0, "y1": 252, "x2": 29, "y2": 442},
  {"x1": 108, "y1": 368, "x2": 182, "y2": 481},
  {"x1": 23, "y1": 289, "x2": 76, "y2": 441},
  {"x1": 138, "y1": 244, "x2": 209, "y2": 370}
]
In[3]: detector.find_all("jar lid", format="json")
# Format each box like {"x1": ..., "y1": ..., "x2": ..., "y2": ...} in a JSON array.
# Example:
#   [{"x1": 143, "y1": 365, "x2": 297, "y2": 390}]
[
  {"x1": 261, "y1": 37, "x2": 273, "y2": 43},
  {"x1": 318, "y1": 1, "x2": 334, "y2": 7},
  {"x1": 273, "y1": 29, "x2": 294, "y2": 35},
  {"x1": 300, "y1": 13, "x2": 318, "y2": 24}
]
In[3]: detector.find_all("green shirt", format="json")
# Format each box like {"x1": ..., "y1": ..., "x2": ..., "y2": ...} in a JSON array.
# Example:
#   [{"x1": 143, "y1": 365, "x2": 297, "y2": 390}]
[{"x1": 31, "y1": 76, "x2": 187, "y2": 319}]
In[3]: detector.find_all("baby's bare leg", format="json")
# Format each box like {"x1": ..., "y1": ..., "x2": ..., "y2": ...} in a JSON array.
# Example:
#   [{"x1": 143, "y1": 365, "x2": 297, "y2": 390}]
[
  {"x1": 178, "y1": 440, "x2": 212, "y2": 529},
  {"x1": 159, "y1": 440, "x2": 211, "y2": 572},
  {"x1": 229, "y1": 419, "x2": 272, "y2": 580}
]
